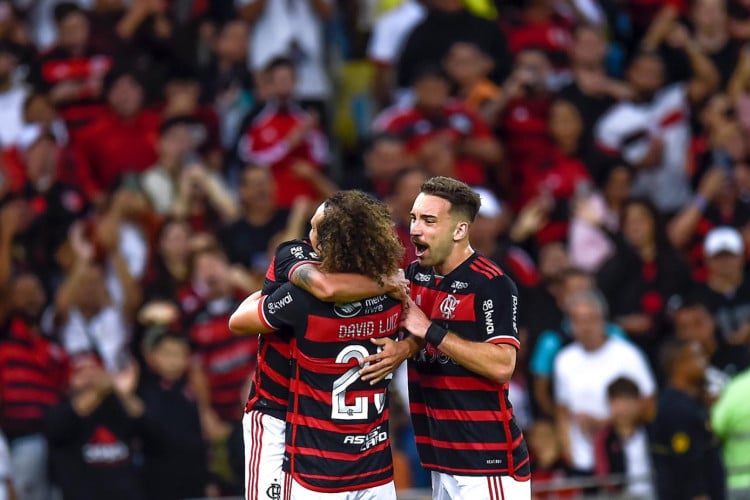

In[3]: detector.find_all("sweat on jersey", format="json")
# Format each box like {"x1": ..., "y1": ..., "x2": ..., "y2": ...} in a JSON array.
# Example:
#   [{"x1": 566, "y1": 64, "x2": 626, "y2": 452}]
[
  {"x1": 245, "y1": 239, "x2": 319, "y2": 420},
  {"x1": 406, "y1": 252, "x2": 530, "y2": 479},
  {"x1": 257, "y1": 282, "x2": 402, "y2": 493}
]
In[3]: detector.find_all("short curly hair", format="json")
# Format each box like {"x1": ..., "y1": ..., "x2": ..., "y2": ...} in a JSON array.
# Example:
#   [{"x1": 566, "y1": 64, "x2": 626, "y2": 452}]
[{"x1": 317, "y1": 191, "x2": 404, "y2": 285}]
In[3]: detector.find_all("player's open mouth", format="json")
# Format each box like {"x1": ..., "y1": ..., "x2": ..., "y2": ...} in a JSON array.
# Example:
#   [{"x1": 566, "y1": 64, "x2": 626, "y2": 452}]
[{"x1": 413, "y1": 242, "x2": 429, "y2": 257}]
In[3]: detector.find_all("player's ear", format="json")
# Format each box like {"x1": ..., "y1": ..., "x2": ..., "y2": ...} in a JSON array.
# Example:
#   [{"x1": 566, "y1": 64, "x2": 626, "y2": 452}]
[{"x1": 453, "y1": 221, "x2": 469, "y2": 241}]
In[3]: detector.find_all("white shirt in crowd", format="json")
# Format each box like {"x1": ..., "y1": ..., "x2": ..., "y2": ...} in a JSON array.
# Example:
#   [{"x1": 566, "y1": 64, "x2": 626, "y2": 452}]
[
  {"x1": 0, "y1": 429, "x2": 10, "y2": 500},
  {"x1": 236, "y1": 0, "x2": 331, "y2": 100},
  {"x1": 0, "y1": 85, "x2": 28, "y2": 148},
  {"x1": 554, "y1": 336, "x2": 656, "y2": 471},
  {"x1": 58, "y1": 307, "x2": 129, "y2": 373},
  {"x1": 595, "y1": 83, "x2": 692, "y2": 213}
]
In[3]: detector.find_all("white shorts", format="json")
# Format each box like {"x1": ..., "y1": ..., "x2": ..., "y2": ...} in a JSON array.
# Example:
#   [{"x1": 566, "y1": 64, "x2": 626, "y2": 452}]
[
  {"x1": 431, "y1": 471, "x2": 531, "y2": 500},
  {"x1": 243, "y1": 410, "x2": 291, "y2": 500},
  {"x1": 290, "y1": 478, "x2": 396, "y2": 500}
]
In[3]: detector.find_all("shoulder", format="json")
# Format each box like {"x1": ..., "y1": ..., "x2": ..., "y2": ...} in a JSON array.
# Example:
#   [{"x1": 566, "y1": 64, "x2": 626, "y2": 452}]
[{"x1": 555, "y1": 343, "x2": 583, "y2": 368}]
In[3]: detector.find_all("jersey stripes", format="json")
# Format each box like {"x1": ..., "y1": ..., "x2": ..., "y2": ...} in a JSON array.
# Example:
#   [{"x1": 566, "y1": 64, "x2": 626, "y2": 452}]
[
  {"x1": 246, "y1": 240, "x2": 318, "y2": 420},
  {"x1": 406, "y1": 252, "x2": 530, "y2": 478},
  {"x1": 261, "y1": 283, "x2": 401, "y2": 492}
]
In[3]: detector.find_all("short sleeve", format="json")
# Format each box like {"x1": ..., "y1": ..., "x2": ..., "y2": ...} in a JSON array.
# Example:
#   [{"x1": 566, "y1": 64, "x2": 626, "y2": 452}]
[
  {"x1": 553, "y1": 352, "x2": 571, "y2": 407},
  {"x1": 264, "y1": 240, "x2": 320, "y2": 293},
  {"x1": 473, "y1": 275, "x2": 520, "y2": 349},
  {"x1": 623, "y1": 342, "x2": 656, "y2": 398},
  {"x1": 258, "y1": 282, "x2": 308, "y2": 331}
]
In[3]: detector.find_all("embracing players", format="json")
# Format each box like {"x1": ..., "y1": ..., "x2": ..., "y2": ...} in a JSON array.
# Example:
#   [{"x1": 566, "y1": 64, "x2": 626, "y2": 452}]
[{"x1": 230, "y1": 191, "x2": 405, "y2": 499}]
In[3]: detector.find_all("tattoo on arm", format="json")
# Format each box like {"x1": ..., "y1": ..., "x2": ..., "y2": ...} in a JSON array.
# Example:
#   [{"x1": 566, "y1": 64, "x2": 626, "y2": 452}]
[{"x1": 292, "y1": 264, "x2": 315, "y2": 292}]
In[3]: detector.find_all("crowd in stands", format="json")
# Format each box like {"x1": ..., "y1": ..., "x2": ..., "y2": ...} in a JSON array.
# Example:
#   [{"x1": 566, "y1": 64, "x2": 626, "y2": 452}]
[{"x1": 0, "y1": 0, "x2": 749, "y2": 499}]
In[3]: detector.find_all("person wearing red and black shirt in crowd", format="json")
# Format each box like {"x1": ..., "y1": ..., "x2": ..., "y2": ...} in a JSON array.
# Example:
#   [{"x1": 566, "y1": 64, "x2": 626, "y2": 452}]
[
  {"x1": 361, "y1": 177, "x2": 531, "y2": 498},
  {"x1": 230, "y1": 191, "x2": 406, "y2": 499},
  {"x1": 44, "y1": 353, "x2": 145, "y2": 500},
  {"x1": 237, "y1": 57, "x2": 331, "y2": 209},
  {"x1": 374, "y1": 65, "x2": 502, "y2": 187},
  {"x1": 0, "y1": 273, "x2": 68, "y2": 500},
  {"x1": 597, "y1": 198, "x2": 691, "y2": 366},
  {"x1": 495, "y1": 49, "x2": 555, "y2": 206},
  {"x1": 71, "y1": 66, "x2": 159, "y2": 203},
  {"x1": 500, "y1": 0, "x2": 574, "y2": 69},
  {"x1": 28, "y1": 3, "x2": 112, "y2": 139},
  {"x1": 9, "y1": 125, "x2": 89, "y2": 292}
]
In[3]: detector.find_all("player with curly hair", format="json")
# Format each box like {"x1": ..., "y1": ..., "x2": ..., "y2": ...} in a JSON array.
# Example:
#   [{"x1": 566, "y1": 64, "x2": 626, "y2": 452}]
[{"x1": 230, "y1": 190, "x2": 405, "y2": 499}]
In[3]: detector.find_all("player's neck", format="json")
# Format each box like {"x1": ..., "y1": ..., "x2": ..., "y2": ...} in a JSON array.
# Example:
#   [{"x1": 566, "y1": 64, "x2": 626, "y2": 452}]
[{"x1": 434, "y1": 244, "x2": 474, "y2": 276}]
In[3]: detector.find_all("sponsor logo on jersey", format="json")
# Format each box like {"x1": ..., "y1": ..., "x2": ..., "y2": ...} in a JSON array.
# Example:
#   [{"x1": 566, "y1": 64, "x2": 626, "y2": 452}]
[
  {"x1": 414, "y1": 272, "x2": 431, "y2": 282},
  {"x1": 290, "y1": 246, "x2": 306, "y2": 260},
  {"x1": 415, "y1": 343, "x2": 457, "y2": 365},
  {"x1": 483, "y1": 299, "x2": 494, "y2": 335},
  {"x1": 439, "y1": 295, "x2": 459, "y2": 319},
  {"x1": 450, "y1": 280, "x2": 469, "y2": 290},
  {"x1": 334, "y1": 301, "x2": 363, "y2": 318},
  {"x1": 511, "y1": 295, "x2": 518, "y2": 333},
  {"x1": 343, "y1": 427, "x2": 389, "y2": 452},
  {"x1": 267, "y1": 292, "x2": 293, "y2": 314}
]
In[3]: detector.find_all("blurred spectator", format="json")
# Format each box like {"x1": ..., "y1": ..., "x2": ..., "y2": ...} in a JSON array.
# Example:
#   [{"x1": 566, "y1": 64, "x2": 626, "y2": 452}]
[
  {"x1": 169, "y1": 161, "x2": 239, "y2": 232},
  {"x1": 385, "y1": 166, "x2": 428, "y2": 267},
  {"x1": 367, "y1": 0, "x2": 427, "y2": 108},
  {"x1": 72, "y1": 67, "x2": 159, "y2": 203},
  {"x1": 142, "y1": 218, "x2": 192, "y2": 302},
  {"x1": 5, "y1": 126, "x2": 89, "y2": 291},
  {"x1": 688, "y1": 226, "x2": 750, "y2": 354},
  {"x1": 237, "y1": 0, "x2": 333, "y2": 112},
  {"x1": 218, "y1": 166, "x2": 312, "y2": 277},
  {"x1": 28, "y1": 3, "x2": 113, "y2": 138},
  {"x1": 236, "y1": 57, "x2": 332, "y2": 209},
  {"x1": 673, "y1": 300, "x2": 749, "y2": 394},
  {"x1": 594, "y1": 377, "x2": 654, "y2": 498},
  {"x1": 442, "y1": 41, "x2": 500, "y2": 123},
  {"x1": 344, "y1": 132, "x2": 411, "y2": 198},
  {"x1": 202, "y1": 20, "x2": 254, "y2": 152},
  {"x1": 44, "y1": 353, "x2": 144, "y2": 500},
  {"x1": 52, "y1": 220, "x2": 139, "y2": 373},
  {"x1": 140, "y1": 117, "x2": 196, "y2": 215},
  {"x1": 559, "y1": 25, "x2": 633, "y2": 156},
  {"x1": 0, "y1": 40, "x2": 26, "y2": 148},
  {"x1": 554, "y1": 290, "x2": 656, "y2": 479},
  {"x1": 501, "y1": 0, "x2": 574, "y2": 71},
  {"x1": 651, "y1": 338, "x2": 726, "y2": 500},
  {"x1": 374, "y1": 64, "x2": 502, "y2": 186},
  {"x1": 161, "y1": 65, "x2": 222, "y2": 171},
  {"x1": 470, "y1": 186, "x2": 539, "y2": 292},
  {"x1": 597, "y1": 198, "x2": 691, "y2": 364},
  {"x1": 690, "y1": 0, "x2": 740, "y2": 88},
  {"x1": 138, "y1": 327, "x2": 207, "y2": 500},
  {"x1": 595, "y1": 45, "x2": 719, "y2": 215},
  {"x1": 495, "y1": 49, "x2": 555, "y2": 202},
  {"x1": 0, "y1": 273, "x2": 68, "y2": 500},
  {"x1": 711, "y1": 366, "x2": 750, "y2": 498},
  {"x1": 568, "y1": 164, "x2": 633, "y2": 273},
  {"x1": 530, "y1": 269, "x2": 626, "y2": 418},
  {"x1": 396, "y1": 0, "x2": 510, "y2": 92},
  {"x1": 668, "y1": 164, "x2": 748, "y2": 281}
]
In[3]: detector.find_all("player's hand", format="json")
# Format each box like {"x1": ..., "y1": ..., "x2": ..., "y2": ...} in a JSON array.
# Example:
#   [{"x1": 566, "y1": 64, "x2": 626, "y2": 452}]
[
  {"x1": 400, "y1": 296, "x2": 432, "y2": 339},
  {"x1": 384, "y1": 269, "x2": 409, "y2": 303},
  {"x1": 360, "y1": 337, "x2": 410, "y2": 385}
]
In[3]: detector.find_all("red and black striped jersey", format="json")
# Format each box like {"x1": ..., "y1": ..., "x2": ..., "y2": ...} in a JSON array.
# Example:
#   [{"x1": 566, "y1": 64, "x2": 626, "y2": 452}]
[
  {"x1": 257, "y1": 283, "x2": 402, "y2": 493},
  {"x1": 245, "y1": 239, "x2": 319, "y2": 420},
  {"x1": 406, "y1": 252, "x2": 530, "y2": 478},
  {"x1": 187, "y1": 298, "x2": 258, "y2": 423},
  {"x1": 0, "y1": 316, "x2": 68, "y2": 438}
]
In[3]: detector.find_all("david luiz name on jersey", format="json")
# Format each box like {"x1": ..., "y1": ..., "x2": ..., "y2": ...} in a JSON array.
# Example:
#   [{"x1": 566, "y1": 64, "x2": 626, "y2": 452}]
[{"x1": 338, "y1": 312, "x2": 400, "y2": 339}]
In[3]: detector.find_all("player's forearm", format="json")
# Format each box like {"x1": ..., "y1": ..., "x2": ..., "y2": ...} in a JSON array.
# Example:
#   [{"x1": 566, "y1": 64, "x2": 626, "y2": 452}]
[
  {"x1": 292, "y1": 265, "x2": 386, "y2": 302},
  {"x1": 434, "y1": 331, "x2": 516, "y2": 384},
  {"x1": 228, "y1": 291, "x2": 266, "y2": 334}
]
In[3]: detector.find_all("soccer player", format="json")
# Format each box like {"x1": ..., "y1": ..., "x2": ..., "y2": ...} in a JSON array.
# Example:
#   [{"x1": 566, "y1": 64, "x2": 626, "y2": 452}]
[
  {"x1": 361, "y1": 177, "x2": 530, "y2": 499},
  {"x1": 240, "y1": 205, "x2": 406, "y2": 500},
  {"x1": 230, "y1": 190, "x2": 405, "y2": 499}
]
